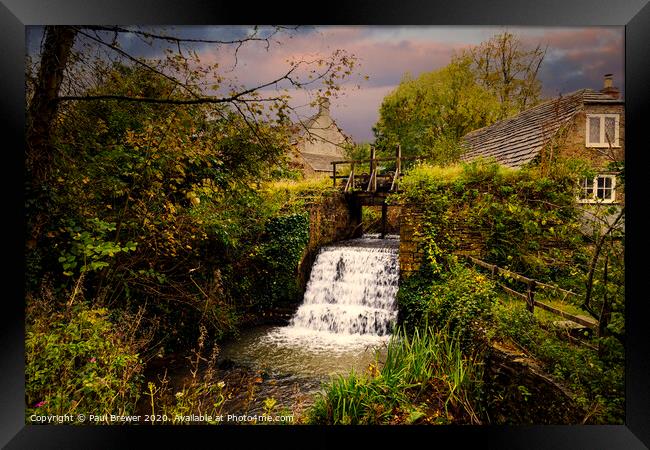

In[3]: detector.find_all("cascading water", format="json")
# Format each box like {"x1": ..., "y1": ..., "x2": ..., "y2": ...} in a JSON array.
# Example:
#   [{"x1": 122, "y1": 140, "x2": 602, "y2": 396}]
[
  {"x1": 217, "y1": 234, "x2": 400, "y2": 398},
  {"x1": 213, "y1": 235, "x2": 400, "y2": 415},
  {"x1": 288, "y1": 236, "x2": 399, "y2": 337}
]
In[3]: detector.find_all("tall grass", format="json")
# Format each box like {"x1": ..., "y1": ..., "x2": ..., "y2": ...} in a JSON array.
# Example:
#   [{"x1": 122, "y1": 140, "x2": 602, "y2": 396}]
[{"x1": 308, "y1": 326, "x2": 484, "y2": 425}]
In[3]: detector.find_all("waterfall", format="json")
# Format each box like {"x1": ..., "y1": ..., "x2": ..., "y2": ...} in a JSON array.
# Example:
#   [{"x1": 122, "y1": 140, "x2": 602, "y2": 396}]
[{"x1": 288, "y1": 236, "x2": 399, "y2": 337}]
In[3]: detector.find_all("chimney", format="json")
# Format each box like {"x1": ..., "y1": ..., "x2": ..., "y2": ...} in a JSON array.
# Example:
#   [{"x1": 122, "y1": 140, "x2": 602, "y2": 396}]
[{"x1": 600, "y1": 74, "x2": 620, "y2": 99}]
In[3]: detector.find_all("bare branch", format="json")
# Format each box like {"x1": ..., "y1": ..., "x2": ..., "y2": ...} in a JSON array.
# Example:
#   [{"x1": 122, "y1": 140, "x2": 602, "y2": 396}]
[
  {"x1": 82, "y1": 25, "x2": 298, "y2": 46},
  {"x1": 72, "y1": 27, "x2": 202, "y2": 99}
]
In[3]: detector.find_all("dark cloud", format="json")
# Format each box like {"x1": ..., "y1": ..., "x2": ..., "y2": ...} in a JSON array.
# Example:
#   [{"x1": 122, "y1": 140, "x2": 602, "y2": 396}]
[
  {"x1": 530, "y1": 28, "x2": 624, "y2": 97},
  {"x1": 25, "y1": 26, "x2": 624, "y2": 142}
]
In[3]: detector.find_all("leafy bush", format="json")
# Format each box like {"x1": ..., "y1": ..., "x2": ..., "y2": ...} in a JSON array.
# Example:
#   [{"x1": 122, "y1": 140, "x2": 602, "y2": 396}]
[
  {"x1": 424, "y1": 263, "x2": 499, "y2": 346},
  {"x1": 398, "y1": 262, "x2": 498, "y2": 348},
  {"x1": 26, "y1": 299, "x2": 143, "y2": 419}
]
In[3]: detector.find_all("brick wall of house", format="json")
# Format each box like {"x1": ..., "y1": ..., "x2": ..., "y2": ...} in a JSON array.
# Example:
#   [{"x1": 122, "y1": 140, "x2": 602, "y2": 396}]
[
  {"x1": 541, "y1": 103, "x2": 625, "y2": 205},
  {"x1": 557, "y1": 103, "x2": 625, "y2": 169}
]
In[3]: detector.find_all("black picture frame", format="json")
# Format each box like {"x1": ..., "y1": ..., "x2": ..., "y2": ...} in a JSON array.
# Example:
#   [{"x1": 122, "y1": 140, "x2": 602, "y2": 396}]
[{"x1": 2, "y1": 0, "x2": 649, "y2": 448}]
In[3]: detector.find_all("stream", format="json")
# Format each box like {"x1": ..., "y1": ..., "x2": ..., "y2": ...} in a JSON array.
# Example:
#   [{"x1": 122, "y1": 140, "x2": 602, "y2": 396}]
[{"x1": 163, "y1": 235, "x2": 401, "y2": 421}]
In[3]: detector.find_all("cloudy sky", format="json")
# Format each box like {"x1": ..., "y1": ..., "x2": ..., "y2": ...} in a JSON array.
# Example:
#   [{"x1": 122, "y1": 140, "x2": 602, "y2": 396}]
[{"x1": 27, "y1": 25, "x2": 624, "y2": 142}]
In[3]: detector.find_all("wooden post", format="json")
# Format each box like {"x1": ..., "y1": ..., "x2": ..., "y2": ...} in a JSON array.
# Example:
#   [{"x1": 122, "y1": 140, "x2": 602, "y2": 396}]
[
  {"x1": 526, "y1": 280, "x2": 536, "y2": 313},
  {"x1": 332, "y1": 162, "x2": 337, "y2": 187},
  {"x1": 391, "y1": 144, "x2": 401, "y2": 191},
  {"x1": 381, "y1": 202, "x2": 388, "y2": 238},
  {"x1": 367, "y1": 146, "x2": 377, "y2": 192},
  {"x1": 345, "y1": 163, "x2": 355, "y2": 192}
]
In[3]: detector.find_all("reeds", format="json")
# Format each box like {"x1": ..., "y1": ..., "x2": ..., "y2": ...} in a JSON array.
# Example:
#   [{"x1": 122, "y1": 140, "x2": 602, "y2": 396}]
[{"x1": 308, "y1": 326, "x2": 484, "y2": 425}]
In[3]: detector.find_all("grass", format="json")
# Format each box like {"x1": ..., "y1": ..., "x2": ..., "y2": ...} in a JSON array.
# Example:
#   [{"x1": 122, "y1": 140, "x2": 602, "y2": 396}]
[
  {"x1": 399, "y1": 160, "x2": 518, "y2": 189},
  {"x1": 307, "y1": 326, "x2": 484, "y2": 425},
  {"x1": 262, "y1": 176, "x2": 333, "y2": 195}
]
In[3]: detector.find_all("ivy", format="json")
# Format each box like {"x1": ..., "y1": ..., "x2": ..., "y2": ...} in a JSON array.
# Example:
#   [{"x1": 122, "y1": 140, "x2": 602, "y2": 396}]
[
  {"x1": 395, "y1": 160, "x2": 586, "y2": 281},
  {"x1": 255, "y1": 213, "x2": 310, "y2": 308}
]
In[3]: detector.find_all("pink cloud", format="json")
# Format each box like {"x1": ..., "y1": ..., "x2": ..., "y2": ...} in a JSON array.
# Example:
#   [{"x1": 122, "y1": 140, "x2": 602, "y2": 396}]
[
  {"x1": 193, "y1": 27, "x2": 470, "y2": 95},
  {"x1": 160, "y1": 26, "x2": 623, "y2": 141}
]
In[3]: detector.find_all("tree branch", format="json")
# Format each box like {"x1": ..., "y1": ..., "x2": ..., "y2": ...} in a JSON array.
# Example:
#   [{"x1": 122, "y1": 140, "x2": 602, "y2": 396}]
[
  {"x1": 56, "y1": 94, "x2": 284, "y2": 104},
  {"x1": 83, "y1": 25, "x2": 298, "y2": 46}
]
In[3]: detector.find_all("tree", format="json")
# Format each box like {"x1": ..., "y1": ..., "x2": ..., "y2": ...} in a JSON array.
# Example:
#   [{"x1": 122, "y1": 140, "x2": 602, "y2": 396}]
[
  {"x1": 463, "y1": 31, "x2": 547, "y2": 119},
  {"x1": 25, "y1": 26, "x2": 360, "y2": 344},
  {"x1": 373, "y1": 55, "x2": 501, "y2": 163},
  {"x1": 26, "y1": 25, "x2": 358, "y2": 247}
]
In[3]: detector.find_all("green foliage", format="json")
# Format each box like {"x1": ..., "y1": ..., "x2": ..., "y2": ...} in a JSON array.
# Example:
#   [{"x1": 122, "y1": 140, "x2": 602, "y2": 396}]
[
  {"x1": 25, "y1": 299, "x2": 143, "y2": 419},
  {"x1": 425, "y1": 264, "x2": 498, "y2": 346},
  {"x1": 397, "y1": 261, "x2": 498, "y2": 349},
  {"x1": 392, "y1": 157, "x2": 624, "y2": 424},
  {"x1": 395, "y1": 160, "x2": 586, "y2": 281},
  {"x1": 308, "y1": 327, "x2": 483, "y2": 425},
  {"x1": 57, "y1": 218, "x2": 137, "y2": 276},
  {"x1": 491, "y1": 300, "x2": 624, "y2": 423},
  {"x1": 374, "y1": 56, "x2": 501, "y2": 163},
  {"x1": 255, "y1": 213, "x2": 310, "y2": 307},
  {"x1": 30, "y1": 63, "x2": 302, "y2": 349}
]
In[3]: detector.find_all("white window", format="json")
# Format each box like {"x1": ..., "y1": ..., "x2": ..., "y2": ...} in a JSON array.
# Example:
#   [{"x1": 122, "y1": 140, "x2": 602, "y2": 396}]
[
  {"x1": 578, "y1": 174, "x2": 617, "y2": 203},
  {"x1": 586, "y1": 114, "x2": 620, "y2": 148}
]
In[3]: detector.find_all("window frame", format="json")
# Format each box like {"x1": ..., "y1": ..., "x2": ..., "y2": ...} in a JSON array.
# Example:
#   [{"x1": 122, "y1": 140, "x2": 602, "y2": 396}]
[
  {"x1": 577, "y1": 173, "x2": 618, "y2": 204},
  {"x1": 585, "y1": 113, "x2": 620, "y2": 148}
]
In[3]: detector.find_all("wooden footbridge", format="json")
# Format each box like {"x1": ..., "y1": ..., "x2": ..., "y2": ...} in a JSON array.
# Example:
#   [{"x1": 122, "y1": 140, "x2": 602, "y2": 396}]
[
  {"x1": 330, "y1": 145, "x2": 429, "y2": 196},
  {"x1": 330, "y1": 145, "x2": 429, "y2": 237}
]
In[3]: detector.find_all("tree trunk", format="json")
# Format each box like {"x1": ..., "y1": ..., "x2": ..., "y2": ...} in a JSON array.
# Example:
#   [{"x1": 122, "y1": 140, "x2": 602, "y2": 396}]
[
  {"x1": 26, "y1": 26, "x2": 77, "y2": 183},
  {"x1": 583, "y1": 207, "x2": 624, "y2": 314},
  {"x1": 26, "y1": 26, "x2": 77, "y2": 243}
]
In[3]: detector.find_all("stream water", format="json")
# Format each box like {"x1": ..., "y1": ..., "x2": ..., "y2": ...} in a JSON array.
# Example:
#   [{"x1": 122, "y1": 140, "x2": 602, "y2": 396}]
[{"x1": 215, "y1": 234, "x2": 400, "y2": 418}]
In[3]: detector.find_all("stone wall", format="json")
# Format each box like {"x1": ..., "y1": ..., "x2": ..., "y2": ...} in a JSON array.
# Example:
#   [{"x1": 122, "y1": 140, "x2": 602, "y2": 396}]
[
  {"x1": 399, "y1": 205, "x2": 486, "y2": 278},
  {"x1": 398, "y1": 207, "x2": 425, "y2": 278},
  {"x1": 297, "y1": 192, "x2": 361, "y2": 291}
]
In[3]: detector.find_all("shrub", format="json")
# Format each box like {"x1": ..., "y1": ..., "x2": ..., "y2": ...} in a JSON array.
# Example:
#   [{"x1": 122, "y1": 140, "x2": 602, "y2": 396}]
[
  {"x1": 398, "y1": 262, "x2": 499, "y2": 348},
  {"x1": 25, "y1": 299, "x2": 144, "y2": 420}
]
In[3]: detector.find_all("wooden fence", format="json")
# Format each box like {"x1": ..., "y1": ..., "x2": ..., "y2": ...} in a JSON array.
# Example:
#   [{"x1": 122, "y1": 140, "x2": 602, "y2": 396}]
[{"x1": 464, "y1": 255, "x2": 597, "y2": 330}]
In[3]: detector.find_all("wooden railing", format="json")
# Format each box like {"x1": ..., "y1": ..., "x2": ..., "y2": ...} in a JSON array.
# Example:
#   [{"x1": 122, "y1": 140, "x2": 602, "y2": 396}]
[
  {"x1": 331, "y1": 145, "x2": 430, "y2": 193},
  {"x1": 464, "y1": 256, "x2": 597, "y2": 330}
]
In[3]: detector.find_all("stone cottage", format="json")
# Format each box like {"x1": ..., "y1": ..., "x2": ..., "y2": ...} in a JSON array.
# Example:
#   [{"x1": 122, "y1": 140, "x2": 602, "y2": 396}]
[
  {"x1": 461, "y1": 74, "x2": 624, "y2": 206},
  {"x1": 289, "y1": 99, "x2": 353, "y2": 177}
]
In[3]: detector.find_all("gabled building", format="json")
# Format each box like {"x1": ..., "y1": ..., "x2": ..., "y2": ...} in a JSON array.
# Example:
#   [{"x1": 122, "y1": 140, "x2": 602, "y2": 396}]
[
  {"x1": 461, "y1": 74, "x2": 624, "y2": 205},
  {"x1": 289, "y1": 99, "x2": 353, "y2": 176}
]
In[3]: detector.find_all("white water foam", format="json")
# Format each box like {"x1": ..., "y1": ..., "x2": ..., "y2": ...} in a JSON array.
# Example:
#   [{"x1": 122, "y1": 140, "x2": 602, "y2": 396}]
[{"x1": 264, "y1": 236, "x2": 400, "y2": 350}]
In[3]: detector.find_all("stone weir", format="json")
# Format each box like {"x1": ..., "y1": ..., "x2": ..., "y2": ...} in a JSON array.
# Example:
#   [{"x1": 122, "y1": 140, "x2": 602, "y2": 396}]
[{"x1": 289, "y1": 235, "x2": 400, "y2": 337}]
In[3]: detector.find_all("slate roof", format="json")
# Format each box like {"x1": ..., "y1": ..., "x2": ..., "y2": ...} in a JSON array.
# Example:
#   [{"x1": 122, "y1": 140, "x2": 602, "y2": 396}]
[
  {"x1": 300, "y1": 152, "x2": 341, "y2": 172},
  {"x1": 460, "y1": 89, "x2": 624, "y2": 168}
]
